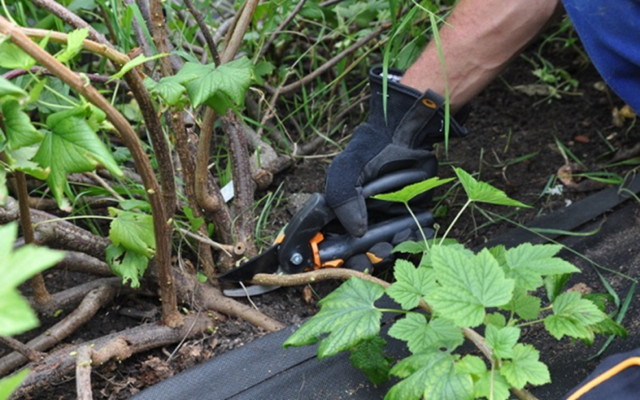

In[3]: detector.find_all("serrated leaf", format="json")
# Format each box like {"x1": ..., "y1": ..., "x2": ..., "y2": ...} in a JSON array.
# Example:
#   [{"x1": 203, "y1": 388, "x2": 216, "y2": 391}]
[
  {"x1": 427, "y1": 247, "x2": 514, "y2": 327},
  {"x1": 387, "y1": 351, "x2": 473, "y2": 400},
  {"x1": 388, "y1": 314, "x2": 464, "y2": 354},
  {"x1": 0, "y1": 368, "x2": 30, "y2": 399},
  {"x1": 33, "y1": 109, "x2": 123, "y2": 208},
  {"x1": 485, "y1": 312, "x2": 507, "y2": 328},
  {"x1": 284, "y1": 277, "x2": 384, "y2": 360},
  {"x1": 544, "y1": 292, "x2": 605, "y2": 340},
  {"x1": 0, "y1": 42, "x2": 36, "y2": 69},
  {"x1": 111, "y1": 53, "x2": 168, "y2": 80},
  {"x1": 372, "y1": 177, "x2": 454, "y2": 203},
  {"x1": 500, "y1": 344, "x2": 550, "y2": 389},
  {"x1": 0, "y1": 76, "x2": 28, "y2": 99},
  {"x1": 392, "y1": 240, "x2": 426, "y2": 254},
  {"x1": 485, "y1": 325, "x2": 520, "y2": 359},
  {"x1": 144, "y1": 75, "x2": 190, "y2": 106},
  {"x1": 56, "y1": 28, "x2": 88, "y2": 63},
  {"x1": 5, "y1": 145, "x2": 50, "y2": 180},
  {"x1": 253, "y1": 60, "x2": 275, "y2": 86},
  {"x1": 180, "y1": 57, "x2": 254, "y2": 108},
  {"x1": 106, "y1": 244, "x2": 149, "y2": 287},
  {"x1": 386, "y1": 260, "x2": 437, "y2": 309},
  {"x1": 454, "y1": 168, "x2": 530, "y2": 207},
  {"x1": 544, "y1": 273, "x2": 571, "y2": 303},
  {"x1": 2, "y1": 100, "x2": 42, "y2": 149},
  {"x1": 505, "y1": 244, "x2": 579, "y2": 291},
  {"x1": 108, "y1": 208, "x2": 155, "y2": 257},
  {"x1": 349, "y1": 337, "x2": 391, "y2": 385},
  {"x1": 589, "y1": 315, "x2": 627, "y2": 338},
  {"x1": 501, "y1": 288, "x2": 541, "y2": 320},
  {"x1": 455, "y1": 355, "x2": 487, "y2": 375}
]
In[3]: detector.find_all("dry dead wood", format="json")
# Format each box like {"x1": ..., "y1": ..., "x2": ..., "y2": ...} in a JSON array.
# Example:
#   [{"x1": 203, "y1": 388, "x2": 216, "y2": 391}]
[
  {"x1": 12, "y1": 313, "x2": 218, "y2": 399},
  {"x1": 0, "y1": 285, "x2": 116, "y2": 376},
  {"x1": 75, "y1": 345, "x2": 93, "y2": 400}
]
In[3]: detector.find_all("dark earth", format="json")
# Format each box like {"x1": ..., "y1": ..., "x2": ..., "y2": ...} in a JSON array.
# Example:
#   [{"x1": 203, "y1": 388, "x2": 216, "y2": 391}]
[{"x1": 5, "y1": 21, "x2": 640, "y2": 399}]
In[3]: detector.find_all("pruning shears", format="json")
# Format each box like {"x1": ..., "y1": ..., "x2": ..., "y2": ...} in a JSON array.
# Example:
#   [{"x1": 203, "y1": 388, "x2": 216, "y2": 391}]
[{"x1": 220, "y1": 169, "x2": 436, "y2": 297}]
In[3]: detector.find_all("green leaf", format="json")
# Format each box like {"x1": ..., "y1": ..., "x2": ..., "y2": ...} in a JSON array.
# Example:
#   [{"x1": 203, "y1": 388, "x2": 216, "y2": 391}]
[
  {"x1": 4, "y1": 146, "x2": 50, "y2": 180},
  {"x1": 455, "y1": 355, "x2": 486, "y2": 375},
  {"x1": 388, "y1": 314, "x2": 464, "y2": 354},
  {"x1": 33, "y1": 108, "x2": 123, "y2": 208},
  {"x1": 0, "y1": 42, "x2": 36, "y2": 69},
  {"x1": 475, "y1": 369, "x2": 511, "y2": 400},
  {"x1": 111, "y1": 53, "x2": 168, "y2": 80},
  {"x1": 183, "y1": 206, "x2": 204, "y2": 232},
  {"x1": 485, "y1": 312, "x2": 507, "y2": 328},
  {"x1": 0, "y1": 222, "x2": 64, "y2": 335},
  {"x1": 0, "y1": 289, "x2": 40, "y2": 336},
  {"x1": 500, "y1": 344, "x2": 550, "y2": 389},
  {"x1": 0, "y1": 223, "x2": 65, "y2": 294},
  {"x1": 144, "y1": 75, "x2": 190, "y2": 106},
  {"x1": 0, "y1": 369, "x2": 30, "y2": 399},
  {"x1": 284, "y1": 277, "x2": 385, "y2": 360},
  {"x1": 454, "y1": 168, "x2": 530, "y2": 207},
  {"x1": 372, "y1": 177, "x2": 454, "y2": 203},
  {"x1": 0, "y1": 76, "x2": 28, "y2": 99},
  {"x1": 427, "y1": 247, "x2": 514, "y2": 327},
  {"x1": 506, "y1": 243, "x2": 567, "y2": 270},
  {"x1": 180, "y1": 57, "x2": 254, "y2": 108},
  {"x1": 544, "y1": 292, "x2": 606, "y2": 340},
  {"x1": 501, "y1": 288, "x2": 541, "y2": 320},
  {"x1": 386, "y1": 260, "x2": 437, "y2": 309},
  {"x1": 253, "y1": 60, "x2": 275, "y2": 86},
  {"x1": 56, "y1": 28, "x2": 88, "y2": 63},
  {"x1": 2, "y1": 100, "x2": 42, "y2": 149},
  {"x1": 108, "y1": 208, "x2": 155, "y2": 257},
  {"x1": 391, "y1": 240, "x2": 426, "y2": 254},
  {"x1": 387, "y1": 351, "x2": 473, "y2": 400},
  {"x1": 589, "y1": 315, "x2": 627, "y2": 338},
  {"x1": 106, "y1": 244, "x2": 149, "y2": 288},
  {"x1": 349, "y1": 337, "x2": 391, "y2": 385},
  {"x1": 485, "y1": 325, "x2": 520, "y2": 359},
  {"x1": 544, "y1": 273, "x2": 571, "y2": 303}
]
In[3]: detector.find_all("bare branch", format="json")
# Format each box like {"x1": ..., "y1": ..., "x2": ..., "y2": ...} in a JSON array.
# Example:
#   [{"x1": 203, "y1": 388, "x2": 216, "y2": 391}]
[{"x1": 75, "y1": 346, "x2": 93, "y2": 400}]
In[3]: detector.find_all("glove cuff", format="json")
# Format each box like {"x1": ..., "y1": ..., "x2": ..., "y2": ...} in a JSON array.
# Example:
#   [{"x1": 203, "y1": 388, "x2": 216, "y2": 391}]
[{"x1": 367, "y1": 65, "x2": 468, "y2": 147}]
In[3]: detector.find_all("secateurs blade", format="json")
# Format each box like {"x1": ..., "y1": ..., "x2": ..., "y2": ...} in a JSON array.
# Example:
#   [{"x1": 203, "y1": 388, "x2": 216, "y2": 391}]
[{"x1": 219, "y1": 169, "x2": 437, "y2": 297}]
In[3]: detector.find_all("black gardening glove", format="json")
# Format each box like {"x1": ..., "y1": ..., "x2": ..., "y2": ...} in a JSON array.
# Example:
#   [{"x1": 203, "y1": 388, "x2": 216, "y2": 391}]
[{"x1": 325, "y1": 66, "x2": 468, "y2": 237}]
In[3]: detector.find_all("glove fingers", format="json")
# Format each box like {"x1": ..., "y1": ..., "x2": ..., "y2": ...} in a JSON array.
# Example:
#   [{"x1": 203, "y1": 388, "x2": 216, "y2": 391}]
[{"x1": 333, "y1": 196, "x2": 368, "y2": 237}]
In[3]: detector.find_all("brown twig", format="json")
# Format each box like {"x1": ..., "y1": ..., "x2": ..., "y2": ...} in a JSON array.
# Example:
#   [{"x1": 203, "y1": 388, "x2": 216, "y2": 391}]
[
  {"x1": 183, "y1": 0, "x2": 221, "y2": 65},
  {"x1": 266, "y1": 22, "x2": 391, "y2": 95},
  {"x1": 27, "y1": 0, "x2": 111, "y2": 45},
  {"x1": 14, "y1": 170, "x2": 52, "y2": 305},
  {"x1": 12, "y1": 313, "x2": 218, "y2": 398},
  {"x1": 75, "y1": 346, "x2": 93, "y2": 400},
  {"x1": 0, "y1": 285, "x2": 115, "y2": 377},
  {"x1": 221, "y1": 0, "x2": 259, "y2": 64},
  {"x1": 57, "y1": 251, "x2": 113, "y2": 276},
  {"x1": 0, "y1": 336, "x2": 44, "y2": 363},
  {"x1": 258, "y1": 0, "x2": 308, "y2": 59}
]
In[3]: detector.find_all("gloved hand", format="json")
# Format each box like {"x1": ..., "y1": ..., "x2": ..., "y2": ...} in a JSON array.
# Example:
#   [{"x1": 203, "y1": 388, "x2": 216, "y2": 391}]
[{"x1": 325, "y1": 66, "x2": 468, "y2": 237}]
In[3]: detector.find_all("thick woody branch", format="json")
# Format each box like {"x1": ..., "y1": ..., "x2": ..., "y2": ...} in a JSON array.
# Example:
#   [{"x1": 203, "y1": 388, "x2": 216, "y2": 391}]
[
  {"x1": 75, "y1": 346, "x2": 93, "y2": 400},
  {"x1": 12, "y1": 314, "x2": 218, "y2": 399},
  {"x1": 0, "y1": 285, "x2": 115, "y2": 377}
]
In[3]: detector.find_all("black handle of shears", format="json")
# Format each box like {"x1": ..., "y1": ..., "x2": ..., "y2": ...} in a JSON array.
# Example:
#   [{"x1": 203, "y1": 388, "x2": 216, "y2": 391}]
[{"x1": 278, "y1": 169, "x2": 431, "y2": 274}]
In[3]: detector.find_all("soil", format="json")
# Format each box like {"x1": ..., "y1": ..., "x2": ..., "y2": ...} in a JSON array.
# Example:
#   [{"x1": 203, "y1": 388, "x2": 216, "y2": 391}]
[{"x1": 4, "y1": 24, "x2": 640, "y2": 399}]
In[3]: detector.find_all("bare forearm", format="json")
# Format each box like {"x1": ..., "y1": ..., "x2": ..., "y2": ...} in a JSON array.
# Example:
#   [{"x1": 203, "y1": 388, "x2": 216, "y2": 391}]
[{"x1": 401, "y1": 0, "x2": 561, "y2": 112}]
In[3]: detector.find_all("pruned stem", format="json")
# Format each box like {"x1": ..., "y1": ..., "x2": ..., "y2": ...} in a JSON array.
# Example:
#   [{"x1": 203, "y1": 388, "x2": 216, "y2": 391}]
[{"x1": 75, "y1": 346, "x2": 94, "y2": 400}]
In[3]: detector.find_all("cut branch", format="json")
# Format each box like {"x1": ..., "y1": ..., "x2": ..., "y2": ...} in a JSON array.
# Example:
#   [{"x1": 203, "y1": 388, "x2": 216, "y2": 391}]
[
  {"x1": 75, "y1": 346, "x2": 93, "y2": 400},
  {"x1": 0, "y1": 285, "x2": 116, "y2": 377},
  {"x1": 12, "y1": 314, "x2": 218, "y2": 399}
]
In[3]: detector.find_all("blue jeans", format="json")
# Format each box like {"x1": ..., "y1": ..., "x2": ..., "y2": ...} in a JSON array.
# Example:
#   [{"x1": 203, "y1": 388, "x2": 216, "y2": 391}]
[{"x1": 563, "y1": 0, "x2": 640, "y2": 112}]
